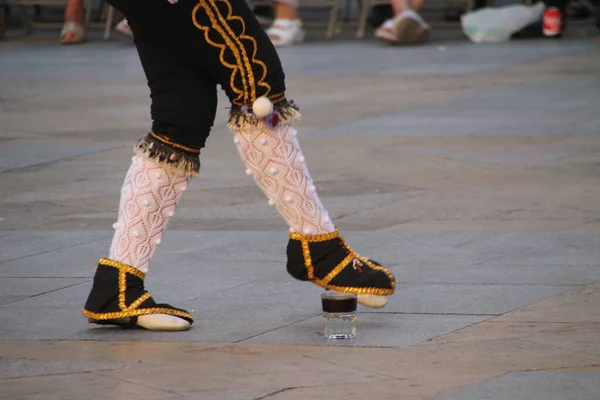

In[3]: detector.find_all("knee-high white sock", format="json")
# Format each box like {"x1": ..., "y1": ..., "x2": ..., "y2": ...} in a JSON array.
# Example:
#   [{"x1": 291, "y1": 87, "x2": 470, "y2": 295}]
[
  {"x1": 109, "y1": 155, "x2": 189, "y2": 273},
  {"x1": 233, "y1": 123, "x2": 336, "y2": 235},
  {"x1": 108, "y1": 155, "x2": 191, "y2": 330}
]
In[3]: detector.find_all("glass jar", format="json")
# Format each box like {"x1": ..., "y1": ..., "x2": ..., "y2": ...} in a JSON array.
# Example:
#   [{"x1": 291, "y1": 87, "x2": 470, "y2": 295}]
[{"x1": 321, "y1": 292, "x2": 357, "y2": 340}]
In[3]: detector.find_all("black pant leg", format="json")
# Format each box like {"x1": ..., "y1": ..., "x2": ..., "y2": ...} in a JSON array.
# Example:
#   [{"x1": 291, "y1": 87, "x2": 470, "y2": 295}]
[
  {"x1": 131, "y1": 31, "x2": 218, "y2": 151},
  {"x1": 113, "y1": 0, "x2": 288, "y2": 107}
]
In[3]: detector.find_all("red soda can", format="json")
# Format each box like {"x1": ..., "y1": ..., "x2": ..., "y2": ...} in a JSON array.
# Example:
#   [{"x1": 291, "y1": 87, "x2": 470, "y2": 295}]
[{"x1": 543, "y1": 7, "x2": 562, "y2": 36}]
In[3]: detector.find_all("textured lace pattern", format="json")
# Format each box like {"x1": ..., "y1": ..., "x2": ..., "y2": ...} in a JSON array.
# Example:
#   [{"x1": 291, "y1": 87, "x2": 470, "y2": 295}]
[
  {"x1": 234, "y1": 123, "x2": 335, "y2": 234},
  {"x1": 109, "y1": 155, "x2": 189, "y2": 272}
]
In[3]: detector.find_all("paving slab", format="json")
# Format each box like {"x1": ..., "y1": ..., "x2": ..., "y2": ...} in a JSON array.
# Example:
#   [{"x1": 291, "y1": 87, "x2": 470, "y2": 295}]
[{"x1": 434, "y1": 371, "x2": 600, "y2": 400}]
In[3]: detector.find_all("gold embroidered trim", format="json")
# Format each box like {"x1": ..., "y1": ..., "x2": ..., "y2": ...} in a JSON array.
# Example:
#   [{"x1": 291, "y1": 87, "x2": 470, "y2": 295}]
[
  {"x1": 126, "y1": 292, "x2": 151, "y2": 311},
  {"x1": 269, "y1": 92, "x2": 286, "y2": 104},
  {"x1": 321, "y1": 253, "x2": 355, "y2": 285},
  {"x1": 98, "y1": 258, "x2": 145, "y2": 280},
  {"x1": 293, "y1": 231, "x2": 396, "y2": 295},
  {"x1": 192, "y1": 0, "x2": 271, "y2": 106},
  {"x1": 206, "y1": 0, "x2": 254, "y2": 102},
  {"x1": 150, "y1": 132, "x2": 201, "y2": 154},
  {"x1": 289, "y1": 230, "x2": 341, "y2": 242},
  {"x1": 82, "y1": 307, "x2": 194, "y2": 322},
  {"x1": 314, "y1": 284, "x2": 394, "y2": 296},
  {"x1": 193, "y1": 1, "x2": 247, "y2": 103},
  {"x1": 301, "y1": 239, "x2": 316, "y2": 280},
  {"x1": 118, "y1": 269, "x2": 127, "y2": 309}
]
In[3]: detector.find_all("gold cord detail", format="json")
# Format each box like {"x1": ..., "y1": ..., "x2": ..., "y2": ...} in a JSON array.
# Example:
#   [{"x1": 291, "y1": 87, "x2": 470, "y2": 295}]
[
  {"x1": 293, "y1": 231, "x2": 396, "y2": 295},
  {"x1": 150, "y1": 132, "x2": 201, "y2": 154}
]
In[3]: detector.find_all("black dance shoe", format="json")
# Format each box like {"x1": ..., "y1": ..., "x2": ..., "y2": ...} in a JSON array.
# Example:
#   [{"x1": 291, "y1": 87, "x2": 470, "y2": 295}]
[
  {"x1": 82, "y1": 258, "x2": 193, "y2": 330},
  {"x1": 286, "y1": 230, "x2": 395, "y2": 308}
]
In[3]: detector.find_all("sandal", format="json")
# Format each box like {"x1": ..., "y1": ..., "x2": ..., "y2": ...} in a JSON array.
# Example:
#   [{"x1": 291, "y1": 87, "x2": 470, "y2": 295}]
[
  {"x1": 115, "y1": 18, "x2": 133, "y2": 37},
  {"x1": 60, "y1": 21, "x2": 86, "y2": 45},
  {"x1": 375, "y1": 10, "x2": 430, "y2": 45},
  {"x1": 266, "y1": 19, "x2": 305, "y2": 47}
]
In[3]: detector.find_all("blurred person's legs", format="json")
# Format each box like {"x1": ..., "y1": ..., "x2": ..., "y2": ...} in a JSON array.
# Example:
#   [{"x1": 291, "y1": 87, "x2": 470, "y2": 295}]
[
  {"x1": 375, "y1": 0, "x2": 430, "y2": 45},
  {"x1": 81, "y1": 0, "x2": 395, "y2": 331},
  {"x1": 61, "y1": 0, "x2": 85, "y2": 44},
  {"x1": 266, "y1": 0, "x2": 305, "y2": 46}
]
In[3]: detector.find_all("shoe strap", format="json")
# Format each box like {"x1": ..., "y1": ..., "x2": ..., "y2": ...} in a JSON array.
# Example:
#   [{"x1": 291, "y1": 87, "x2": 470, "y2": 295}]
[
  {"x1": 98, "y1": 257, "x2": 145, "y2": 280},
  {"x1": 289, "y1": 229, "x2": 340, "y2": 242}
]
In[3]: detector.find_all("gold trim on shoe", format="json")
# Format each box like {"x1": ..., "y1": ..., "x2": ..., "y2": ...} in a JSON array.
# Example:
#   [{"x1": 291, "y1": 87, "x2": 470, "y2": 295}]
[
  {"x1": 290, "y1": 230, "x2": 396, "y2": 295},
  {"x1": 82, "y1": 258, "x2": 194, "y2": 323},
  {"x1": 82, "y1": 307, "x2": 194, "y2": 322}
]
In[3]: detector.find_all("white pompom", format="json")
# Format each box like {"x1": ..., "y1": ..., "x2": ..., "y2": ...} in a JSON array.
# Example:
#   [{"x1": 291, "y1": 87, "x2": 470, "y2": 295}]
[{"x1": 252, "y1": 97, "x2": 273, "y2": 118}]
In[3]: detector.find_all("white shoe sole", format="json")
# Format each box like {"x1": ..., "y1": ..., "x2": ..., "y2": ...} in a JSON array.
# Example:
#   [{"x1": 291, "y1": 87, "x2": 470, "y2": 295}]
[
  {"x1": 357, "y1": 294, "x2": 389, "y2": 308},
  {"x1": 137, "y1": 314, "x2": 191, "y2": 331}
]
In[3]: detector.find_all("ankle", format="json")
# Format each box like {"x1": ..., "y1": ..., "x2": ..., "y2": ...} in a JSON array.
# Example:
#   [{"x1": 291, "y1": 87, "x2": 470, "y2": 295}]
[{"x1": 275, "y1": 3, "x2": 299, "y2": 19}]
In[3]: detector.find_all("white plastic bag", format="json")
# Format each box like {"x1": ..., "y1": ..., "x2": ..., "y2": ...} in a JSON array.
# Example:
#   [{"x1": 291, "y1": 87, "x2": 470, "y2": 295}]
[{"x1": 461, "y1": 3, "x2": 545, "y2": 43}]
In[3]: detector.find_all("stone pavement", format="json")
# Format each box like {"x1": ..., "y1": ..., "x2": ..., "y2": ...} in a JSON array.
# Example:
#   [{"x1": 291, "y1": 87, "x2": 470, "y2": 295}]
[{"x1": 1, "y1": 25, "x2": 600, "y2": 399}]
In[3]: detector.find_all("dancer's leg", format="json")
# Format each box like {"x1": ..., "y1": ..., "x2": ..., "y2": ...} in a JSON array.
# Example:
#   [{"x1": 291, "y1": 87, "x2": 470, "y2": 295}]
[
  {"x1": 178, "y1": 0, "x2": 396, "y2": 305},
  {"x1": 82, "y1": 3, "x2": 218, "y2": 329}
]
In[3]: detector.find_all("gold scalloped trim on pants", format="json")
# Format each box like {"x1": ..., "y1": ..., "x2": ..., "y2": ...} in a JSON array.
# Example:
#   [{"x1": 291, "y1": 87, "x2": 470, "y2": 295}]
[
  {"x1": 192, "y1": 0, "x2": 271, "y2": 106},
  {"x1": 293, "y1": 230, "x2": 396, "y2": 295},
  {"x1": 82, "y1": 258, "x2": 194, "y2": 323}
]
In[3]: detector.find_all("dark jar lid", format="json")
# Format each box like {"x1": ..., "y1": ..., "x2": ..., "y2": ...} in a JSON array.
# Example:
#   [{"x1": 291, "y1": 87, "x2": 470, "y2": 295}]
[{"x1": 321, "y1": 293, "x2": 357, "y2": 313}]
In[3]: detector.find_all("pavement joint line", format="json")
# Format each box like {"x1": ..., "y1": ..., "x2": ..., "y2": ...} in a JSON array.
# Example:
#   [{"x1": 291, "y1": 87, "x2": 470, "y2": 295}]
[
  {"x1": 453, "y1": 235, "x2": 493, "y2": 247},
  {"x1": 1, "y1": 276, "x2": 92, "y2": 279},
  {"x1": 0, "y1": 144, "x2": 125, "y2": 174},
  {"x1": 485, "y1": 321, "x2": 600, "y2": 325},
  {"x1": 334, "y1": 197, "x2": 409, "y2": 221},
  {"x1": 90, "y1": 370, "x2": 186, "y2": 397},
  {"x1": 396, "y1": 282, "x2": 586, "y2": 287},
  {"x1": 235, "y1": 313, "x2": 321, "y2": 343},
  {"x1": 475, "y1": 247, "x2": 534, "y2": 266},
  {"x1": 183, "y1": 280, "x2": 262, "y2": 302},
  {"x1": 359, "y1": 312, "x2": 499, "y2": 317},
  {"x1": 0, "y1": 234, "x2": 113, "y2": 265},
  {"x1": 518, "y1": 364, "x2": 600, "y2": 372},
  {"x1": 519, "y1": 337, "x2": 600, "y2": 358},
  {"x1": 250, "y1": 377, "x2": 398, "y2": 400},
  {"x1": 252, "y1": 387, "x2": 298, "y2": 400},
  {"x1": 24, "y1": 280, "x2": 92, "y2": 299}
]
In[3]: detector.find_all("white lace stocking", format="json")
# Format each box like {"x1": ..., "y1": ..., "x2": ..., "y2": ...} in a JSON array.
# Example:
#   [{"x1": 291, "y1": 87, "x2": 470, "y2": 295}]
[
  {"x1": 233, "y1": 123, "x2": 336, "y2": 235},
  {"x1": 109, "y1": 155, "x2": 189, "y2": 273}
]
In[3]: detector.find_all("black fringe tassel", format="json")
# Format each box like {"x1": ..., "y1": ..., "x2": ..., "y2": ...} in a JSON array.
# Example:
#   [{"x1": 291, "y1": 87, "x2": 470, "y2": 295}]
[
  {"x1": 228, "y1": 101, "x2": 301, "y2": 131},
  {"x1": 134, "y1": 135, "x2": 200, "y2": 177}
]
